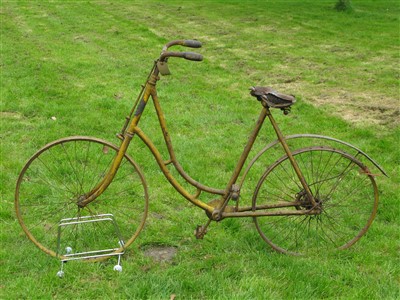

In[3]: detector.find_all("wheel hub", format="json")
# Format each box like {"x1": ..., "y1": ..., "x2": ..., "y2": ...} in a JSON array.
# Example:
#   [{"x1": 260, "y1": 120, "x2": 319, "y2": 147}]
[
  {"x1": 296, "y1": 190, "x2": 322, "y2": 211},
  {"x1": 76, "y1": 195, "x2": 87, "y2": 208}
]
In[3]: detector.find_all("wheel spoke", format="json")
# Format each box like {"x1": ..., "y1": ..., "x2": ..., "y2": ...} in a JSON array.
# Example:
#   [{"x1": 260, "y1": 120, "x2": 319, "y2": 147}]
[
  {"x1": 15, "y1": 137, "x2": 148, "y2": 260},
  {"x1": 253, "y1": 147, "x2": 378, "y2": 255}
]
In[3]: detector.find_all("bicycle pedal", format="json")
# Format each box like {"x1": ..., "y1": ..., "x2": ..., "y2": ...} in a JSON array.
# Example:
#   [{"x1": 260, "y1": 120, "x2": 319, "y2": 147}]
[
  {"x1": 194, "y1": 225, "x2": 208, "y2": 239},
  {"x1": 194, "y1": 225, "x2": 206, "y2": 239}
]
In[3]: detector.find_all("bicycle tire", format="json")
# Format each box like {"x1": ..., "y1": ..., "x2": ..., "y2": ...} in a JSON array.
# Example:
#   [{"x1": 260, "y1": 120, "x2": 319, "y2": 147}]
[
  {"x1": 15, "y1": 136, "x2": 148, "y2": 261},
  {"x1": 252, "y1": 146, "x2": 379, "y2": 255}
]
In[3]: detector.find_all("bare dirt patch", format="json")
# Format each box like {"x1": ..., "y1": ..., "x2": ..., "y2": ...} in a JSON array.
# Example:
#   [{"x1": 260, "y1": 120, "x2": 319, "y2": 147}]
[
  {"x1": 308, "y1": 88, "x2": 399, "y2": 130},
  {"x1": 0, "y1": 111, "x2": 24, "y2": 119},
  {"x1": 142, "y1": 245, "x2": 178, "y2": 263}
]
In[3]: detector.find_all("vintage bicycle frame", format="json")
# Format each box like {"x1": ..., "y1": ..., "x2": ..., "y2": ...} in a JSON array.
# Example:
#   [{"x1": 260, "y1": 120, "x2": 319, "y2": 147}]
[{"x1": 78, "y1": 42, "x2": 319, "y2": 220}]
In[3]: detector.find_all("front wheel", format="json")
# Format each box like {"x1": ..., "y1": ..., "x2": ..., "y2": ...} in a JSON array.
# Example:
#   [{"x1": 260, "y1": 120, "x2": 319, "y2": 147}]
[
  {"x1": 252, "y1": 146, "x2": 379, "y2": 255},
  {"x1": 15, "y1": 136, "x2": 149, "y2": 261}
]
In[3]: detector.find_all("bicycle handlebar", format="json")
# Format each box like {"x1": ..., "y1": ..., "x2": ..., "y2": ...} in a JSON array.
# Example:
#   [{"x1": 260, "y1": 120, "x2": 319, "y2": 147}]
[
  {"x1": 182, "y1": 52, "x2": 203, "y2": 61},
  {"x1": 160, "y1": 40, "x2": 203, "y2": 62},
  {"x1": 160, "y1": 51, "x2": 203, "y2": 62},
  {"x1": 182, "y1": 40, "x2": 202, "y2": 48},
  {"x1": 162, "y1": 39, "x2": 202, "y2": 51}
]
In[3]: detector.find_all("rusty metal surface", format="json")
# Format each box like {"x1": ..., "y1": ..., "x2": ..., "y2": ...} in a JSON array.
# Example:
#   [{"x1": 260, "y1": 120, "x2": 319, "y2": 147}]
[
  {"x1": 250, "y1": 86, "x2": 296, "y2": 108},
  {"x1": 16, "y1": 39, "x2": 384, "y2": 259},
  {"x1": 79, "y1": 40, "x2": 321, "y2": 221}
]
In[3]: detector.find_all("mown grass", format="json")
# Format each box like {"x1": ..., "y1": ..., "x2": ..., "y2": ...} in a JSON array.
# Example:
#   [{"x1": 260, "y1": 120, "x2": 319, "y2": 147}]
[{"x1": 1, "y1": 1, "x2": 399, "y2": 299}]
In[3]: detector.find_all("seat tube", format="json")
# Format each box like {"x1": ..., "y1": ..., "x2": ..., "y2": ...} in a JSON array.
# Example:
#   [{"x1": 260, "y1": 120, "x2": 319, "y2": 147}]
[{"x1": 266, "y1": 109, "x2": 317, "y2": 206}]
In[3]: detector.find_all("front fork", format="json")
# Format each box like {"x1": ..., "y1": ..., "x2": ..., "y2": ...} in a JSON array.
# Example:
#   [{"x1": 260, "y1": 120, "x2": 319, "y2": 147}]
[
  {"x1": 78, "y1": 70, "x2": 159, "y2": 208},
  {"x1": 265, "y1": 108, "x2": 319, "y2": 210}
]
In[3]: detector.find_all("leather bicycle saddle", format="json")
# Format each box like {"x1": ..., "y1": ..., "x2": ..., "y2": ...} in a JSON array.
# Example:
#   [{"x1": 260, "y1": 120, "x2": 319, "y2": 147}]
[{"x1": 250, "y1": 86, "x2": 296, "y2": 108}]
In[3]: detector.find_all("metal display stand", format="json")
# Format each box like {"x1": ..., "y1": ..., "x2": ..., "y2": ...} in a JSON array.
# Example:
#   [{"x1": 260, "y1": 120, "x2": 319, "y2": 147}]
[{"x1": 56, "y1": 214, "x2": 125, "y2": 277}]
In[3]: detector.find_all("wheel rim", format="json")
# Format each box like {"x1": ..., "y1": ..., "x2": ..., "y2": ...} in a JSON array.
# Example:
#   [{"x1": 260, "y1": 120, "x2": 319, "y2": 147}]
[
  {"x1": 15, "y1": 136, "x2": 148, "y2": 261},
  {"x1": 252, "y1": 147, "x2": 379, "y2": 255}
]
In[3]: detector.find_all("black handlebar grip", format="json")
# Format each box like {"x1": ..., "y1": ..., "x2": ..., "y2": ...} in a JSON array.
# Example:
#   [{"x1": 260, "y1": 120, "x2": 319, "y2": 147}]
[
  {"x1": 182, "y1": 52, "x2": 203, "y2": 61},
  {"x1": 183, "y1": 40, "x2": 202, "y2": 48}
]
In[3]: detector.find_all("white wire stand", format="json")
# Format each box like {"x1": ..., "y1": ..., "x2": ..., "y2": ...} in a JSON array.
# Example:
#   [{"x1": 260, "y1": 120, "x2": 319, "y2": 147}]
[{"x1": 56, "y1": 214, "x2": 125, "y2": 277}]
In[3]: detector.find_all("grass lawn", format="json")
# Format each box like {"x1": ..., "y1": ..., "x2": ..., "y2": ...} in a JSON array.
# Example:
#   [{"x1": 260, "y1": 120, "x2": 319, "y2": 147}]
[{"x1": 1, "y1": 1, "x2": 399, "y2": 299}]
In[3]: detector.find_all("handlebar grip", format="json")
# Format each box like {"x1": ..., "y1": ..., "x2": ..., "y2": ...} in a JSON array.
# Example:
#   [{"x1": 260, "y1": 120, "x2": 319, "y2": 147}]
[
  {"x1": 182, "y1": 52, "x2": 203, "y2": 61},
  {"x1": 183, "y1": 40, "x2": 202, "y2": 48}
]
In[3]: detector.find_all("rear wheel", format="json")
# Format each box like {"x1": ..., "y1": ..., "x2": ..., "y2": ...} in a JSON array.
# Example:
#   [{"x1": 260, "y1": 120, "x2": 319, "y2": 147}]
[
  {"x1": 15, "y1": 136, "x2": 148, "y2": 261},
  {"x1": 252, "y1": 147, "x2": 379, "y2": 255}
]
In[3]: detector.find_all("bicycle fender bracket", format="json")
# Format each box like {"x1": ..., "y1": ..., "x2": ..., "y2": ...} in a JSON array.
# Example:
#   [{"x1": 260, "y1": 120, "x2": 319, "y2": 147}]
[{"x1": 157, "y1": 61, "x2": 171, "y2": 76}]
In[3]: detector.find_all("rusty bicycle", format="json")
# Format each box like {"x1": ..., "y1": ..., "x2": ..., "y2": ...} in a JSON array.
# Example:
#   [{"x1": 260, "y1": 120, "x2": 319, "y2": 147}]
[{"x1": 15, "y1": 40, "x2": 386, "y2": 274}]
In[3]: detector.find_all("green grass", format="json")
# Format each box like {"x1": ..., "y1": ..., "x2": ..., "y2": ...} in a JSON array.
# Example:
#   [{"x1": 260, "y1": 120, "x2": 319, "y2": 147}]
[{"x1": 1, "y1": 1, "x2": 399, "y2": 299}]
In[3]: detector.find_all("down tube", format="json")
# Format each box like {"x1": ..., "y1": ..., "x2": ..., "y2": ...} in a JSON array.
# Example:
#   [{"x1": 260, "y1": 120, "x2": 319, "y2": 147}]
[{"x1": 132, "y1": 127, "x2": 214, "y2": 213}]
